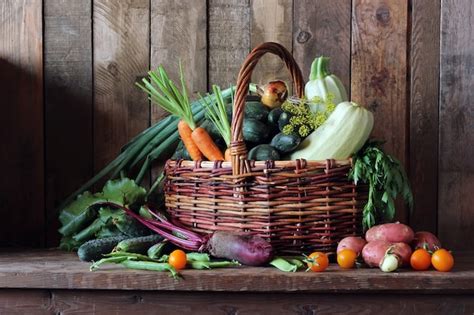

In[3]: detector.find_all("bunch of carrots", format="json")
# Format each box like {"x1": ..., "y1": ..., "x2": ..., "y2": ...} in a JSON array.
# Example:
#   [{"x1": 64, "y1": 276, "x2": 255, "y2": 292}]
[{"x1": 137, "y1": 63, "x2": 229, "y2": 161}]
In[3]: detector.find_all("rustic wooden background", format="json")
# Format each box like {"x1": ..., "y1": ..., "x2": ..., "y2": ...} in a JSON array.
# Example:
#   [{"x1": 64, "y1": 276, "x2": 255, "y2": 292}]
[{"x1": 0, "y1": 0, "x2": 472, "y2": 249}]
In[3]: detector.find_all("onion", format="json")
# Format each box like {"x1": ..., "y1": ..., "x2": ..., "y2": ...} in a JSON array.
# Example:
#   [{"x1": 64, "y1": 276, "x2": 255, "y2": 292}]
[{"x1": 257, "y1": 80, "x2": 288, "y2": 108}]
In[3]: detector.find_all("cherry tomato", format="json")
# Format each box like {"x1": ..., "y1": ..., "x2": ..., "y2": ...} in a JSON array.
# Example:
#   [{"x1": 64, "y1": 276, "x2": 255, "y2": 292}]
[
  {"x1": 306, "y1": 252, "x2": 329, "y2": 272},
  {"x1": 337, "y1": 249, "x2": 357, "y2": 269},
  {"x1": 410, "y1": 248, "x2": 431, "y2": 271},
  {"x1": 168, "y1": 249, "x2": 187, "y2": 270},
  {"x1": 431, "y1": 249, "x2": 454, "y2": 272}
]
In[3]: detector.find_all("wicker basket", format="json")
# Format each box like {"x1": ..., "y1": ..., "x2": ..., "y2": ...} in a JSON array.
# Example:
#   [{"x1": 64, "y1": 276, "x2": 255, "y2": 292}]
[{"x1": 164, "y1": 42, "x2": 367, "y2": 254}]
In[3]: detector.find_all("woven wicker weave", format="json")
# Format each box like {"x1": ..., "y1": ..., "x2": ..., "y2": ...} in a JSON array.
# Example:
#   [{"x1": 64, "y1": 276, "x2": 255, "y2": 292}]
[{"x1": 165, "y1": 42, "x2": 367, "y2": 254}]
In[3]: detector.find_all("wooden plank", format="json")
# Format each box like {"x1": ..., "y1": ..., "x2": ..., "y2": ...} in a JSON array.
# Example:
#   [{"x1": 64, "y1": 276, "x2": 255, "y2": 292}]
[
  {"x1": 293, "y1": 0, "x2": 352, "y2": 89},
  {"x1": 0, "y1": 0, "x2": 44, "y2": 247},
  {"x1": 44, "y1": 0, "x2": 93, "y2": 247},
  {"x1": 351, "y1": 0, "x2": 409, "y2": 222},
  {"x1": 149, "y1": 0, "x2": 207, "y2": 180},
  {"x1": 208, "y1": 0, "x2": 250, "y2": 88},
  {"x1": 438, "y1": 0, "x2": 474, "y2": 250},
  {"x1": 408, "y1": 0, "x2": 440, "y2": 233},
  {"x1": 0, "y1": 290, "x2": 50, "y2": 315},
  {"x1": 150, "y1": 0, "x2": 207, "y2": 121},
  {"x1": 250, "y1": 0, "x2": 293, "y2": 86},
  {"x1": 93, "y1": 0, "x2": 150, "y2": 172},
  {"x1": 0, "y1": 250, "x2": 472, "y2": 292},
  {"x1": 47, "y1": 290, "x2": 474, "y2": 314}
]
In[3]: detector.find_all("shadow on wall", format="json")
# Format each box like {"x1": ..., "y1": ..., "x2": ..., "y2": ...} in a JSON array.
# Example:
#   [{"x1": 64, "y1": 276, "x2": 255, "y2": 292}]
[{"x1": 0, "y1": 58, "x2": 44, "y2": 247}]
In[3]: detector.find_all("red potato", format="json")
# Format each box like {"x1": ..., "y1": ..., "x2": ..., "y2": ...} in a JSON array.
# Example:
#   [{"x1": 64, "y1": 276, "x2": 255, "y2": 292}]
[
  {"x1": 391, "y1": 242, "x2": 412, "y2": 266},
  {"x1": 365, "y1": 222, "x2": 415, "y2": 244},
  {"x1": 411, "y1": 231, "x2": 442, "y2": 251},
  {"x1": 362, "y1": 240, "x2": 391, "y2": 267},
  {"x1": 337, "y1": 236, "x2": 367, "y2": 254}
]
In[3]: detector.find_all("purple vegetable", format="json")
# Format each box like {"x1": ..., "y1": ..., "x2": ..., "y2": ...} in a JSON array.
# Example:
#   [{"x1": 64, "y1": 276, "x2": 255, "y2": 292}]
[
  {"x1": 99, "y1": 202, "x2": 273, "y2": 266},
  {"x1": 204, "y1": 231, "x2": 273, "y2": 266}
]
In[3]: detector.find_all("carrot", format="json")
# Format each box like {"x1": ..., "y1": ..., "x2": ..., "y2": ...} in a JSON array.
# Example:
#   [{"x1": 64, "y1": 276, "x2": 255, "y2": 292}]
[
  {"x1": 191, "y1": 127, "x2": 224, "y2": 161},
  {"x1": 178, "y1": 120, "x2": 203, "y2": 161}
]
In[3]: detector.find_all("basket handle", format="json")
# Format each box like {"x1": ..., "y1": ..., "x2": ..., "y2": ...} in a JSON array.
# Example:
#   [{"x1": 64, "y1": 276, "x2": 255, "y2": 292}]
[{"x1": 230, "y1": 42, "x2": 304, "y2": 175}]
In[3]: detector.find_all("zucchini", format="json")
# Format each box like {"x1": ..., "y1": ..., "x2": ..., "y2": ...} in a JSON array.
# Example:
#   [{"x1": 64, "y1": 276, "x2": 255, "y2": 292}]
[
  {"x1": 248, "y1": 144, "x2": 280, "y2": 161},
  {"x1": 245, "y1": 101, "x2": 269, "y2": 121},
  {"x1": 77, "y1": 235, "x2": 128, "y2": 262},
  {"x1": 268, "y1": 108, "x2": 283, "y2": 126},
  {"x1": 225, "y1": 101, "x2": 269, "y2": 122},
  {"x1": 278, "y1": 112, "x2": 293, "y2": 132},
  {"x1": 243, "y1": 118, "x2": 270, "y2": 144},
  {"x1": 115, "y1": 234, "x2": 163, "y2": 254},
  {"x1": 171, "y1": 141, "x2": 191, "y2": 160},
  {"x1": 270, "y1": 133, "x2": 301, "y2": 153}
]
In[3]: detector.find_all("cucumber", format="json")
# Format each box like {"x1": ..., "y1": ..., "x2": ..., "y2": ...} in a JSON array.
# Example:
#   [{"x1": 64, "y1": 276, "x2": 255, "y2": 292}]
[
  {"x1": 77, "y1": 235, "x2": 128, "y2": 262},
  {"x1": 115, "y1": 234, "x2": 163, "y2": 254},
  {"x1": 248, "y1": 144, "x2": 280, "y2": 161},
  {"x1": 243, "y1": 118, "x2": 270, "y2": 144},
  {"x1": 270, "y1": 133, "x2": 301, "y2": 153},
  {"x1": 278, "y1": 112, "x2": 293, "y2": 131}
]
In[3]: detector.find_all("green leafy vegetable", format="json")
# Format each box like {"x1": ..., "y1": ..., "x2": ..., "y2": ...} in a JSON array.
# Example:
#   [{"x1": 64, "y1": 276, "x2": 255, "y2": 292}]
[
  {"x1": 58, "y1": 178, "x2": 148, "y2": 250},
  {"x1": 349, "y1": 140, "x2": 413, "y2": 229}
]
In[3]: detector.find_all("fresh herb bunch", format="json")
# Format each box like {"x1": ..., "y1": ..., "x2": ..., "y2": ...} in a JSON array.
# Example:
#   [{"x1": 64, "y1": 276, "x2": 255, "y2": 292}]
[
  {"x1": 349, "y1": 140, "x2": 413, "y2": 229},
  {"x1": 281, "y1": 95, "x2": 336, "y2": 137}
]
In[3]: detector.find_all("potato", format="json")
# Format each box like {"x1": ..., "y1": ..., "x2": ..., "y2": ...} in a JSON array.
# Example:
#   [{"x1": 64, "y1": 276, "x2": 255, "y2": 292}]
[
  {"x1": 391, "y1": 242, "x2": 412, "y2": 266},
  {"x1": 411, "y1": 231, "x2": 441, "y2": 251},
  {"x1": 365, "y1": 222, "x2": 414, "y2": 244},
  {"x1": 362, "y1": 240, "x2": 391, "y2": 267},
  {"x1": 337, "y1": 236, "x2": 367, "y2": 254}
]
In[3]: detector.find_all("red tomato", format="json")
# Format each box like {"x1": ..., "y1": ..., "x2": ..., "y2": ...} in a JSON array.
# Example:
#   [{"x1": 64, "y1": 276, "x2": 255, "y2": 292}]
[{"x1": 410, "y1": 248, "x2": 431, "y2": 271}]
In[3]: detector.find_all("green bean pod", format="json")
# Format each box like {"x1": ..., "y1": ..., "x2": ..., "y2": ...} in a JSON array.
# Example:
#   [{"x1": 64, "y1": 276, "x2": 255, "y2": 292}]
[{"x1": 120, "y1": 260, "x2": 178, "y2": 278}]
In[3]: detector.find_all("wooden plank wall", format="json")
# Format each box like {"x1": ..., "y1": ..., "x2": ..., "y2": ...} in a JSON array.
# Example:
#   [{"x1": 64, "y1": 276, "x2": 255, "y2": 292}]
[{"x1": 0, "y1": 0, "x2": 472, "y2": 250}]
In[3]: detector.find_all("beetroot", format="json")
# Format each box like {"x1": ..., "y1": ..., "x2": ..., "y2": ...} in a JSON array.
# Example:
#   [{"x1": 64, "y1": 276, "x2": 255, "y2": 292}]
[
  {"x1": 205, "y1": 232, "x2": 273, "y2": 266},
  {"x1": 106, "y1": 202, "x2": 274, "y2": 266}
]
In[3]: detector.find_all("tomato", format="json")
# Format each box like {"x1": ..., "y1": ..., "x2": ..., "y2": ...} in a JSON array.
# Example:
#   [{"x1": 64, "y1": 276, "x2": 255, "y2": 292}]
[
  {"x1": 410, "y1": 248, "x2": 431, "y2": 271},
  {"x1": 431, "y1": 249, "x2": 454, "y2": 272},
  {"x1": 337, "y1": 249, "x2": 357, "y2": 269},
  {"x1": 168, "y1": 249, "x2": 187, "y2": 270},
  {"x1": 306, "y1": 252, "x2": 329, "y2": 272}
]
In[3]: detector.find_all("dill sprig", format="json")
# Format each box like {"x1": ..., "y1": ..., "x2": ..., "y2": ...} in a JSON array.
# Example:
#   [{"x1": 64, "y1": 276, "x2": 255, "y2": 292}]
[{"x1": 280, "y1": 94, "x2": 336, "y2": 137}]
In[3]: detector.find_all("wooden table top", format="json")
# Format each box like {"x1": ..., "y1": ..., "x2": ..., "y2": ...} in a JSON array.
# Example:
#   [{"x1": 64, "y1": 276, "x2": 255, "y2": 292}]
[{"x1": 0, "y1": 249, "x2": 472, "y2": 293}]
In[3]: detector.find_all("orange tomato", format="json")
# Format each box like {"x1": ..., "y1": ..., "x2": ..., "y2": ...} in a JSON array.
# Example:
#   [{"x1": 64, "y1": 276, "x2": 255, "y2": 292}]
[
  {"x1": 337, "y1": 249, "x2": 357, "y2": 269},
  {"x1": 410, "y1": 248, "x2": 431, "y2": 271},
  {"x1": 431, "y1": 249, "x2": 454, "y2": 272},
  {"x1": 168, "y1": 249, "x2": 187, "y2": 270},
  {"x1": 306, "y1": 252, "x2": 329, "y2": 272}
]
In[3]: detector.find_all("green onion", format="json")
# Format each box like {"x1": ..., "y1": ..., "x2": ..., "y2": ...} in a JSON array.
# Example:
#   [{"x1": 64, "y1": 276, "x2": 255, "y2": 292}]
[{"x1": 199, "y1": 85, "x2": 232, "y2": 147}]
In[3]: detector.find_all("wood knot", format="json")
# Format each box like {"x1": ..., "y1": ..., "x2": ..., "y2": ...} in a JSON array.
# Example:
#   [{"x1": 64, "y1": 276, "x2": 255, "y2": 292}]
[
  {"x1": 376, "y1": 6, "x2": 391, "y2": 25},
  {"x1": 107, "y1": 62, "x2": 119, "y2": 76},
  {"x1": 296, "y1": 31, "x2": 311, "y2": 44}
]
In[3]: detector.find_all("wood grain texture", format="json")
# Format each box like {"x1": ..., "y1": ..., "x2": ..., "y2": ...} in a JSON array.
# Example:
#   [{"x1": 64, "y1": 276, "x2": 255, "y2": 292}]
[
  {"x1": 293, "y1": 0, "x2": 352, "y2": 89},
  {"x1": 208, "y1": 0, "x2": 250, "y2": 88},
  {"x1": 0, "y1": 290, "x2": 50, "y2": 315},
  {"x1": 438, "y1": 0, "x2": 474, "y2": 250},
  {"x1": 44, "y1": 0, "x2": 93, "y2": 247},
  {"x1": 47, "y1": 290, "x2": 474, "y2": 315},
  {"x1": 0, "y1": 250, "x2": 472, "y2": 292},
  {"x1": 408, "y1": 0, "x2": 440, "y2": 233},
  {"x1": 150, "y1": 0, "x2": 207, "y2": 121},
  {"x1": 250, "y1": 0, "x2": 293, "y2": 86},
  {"x1": 93, "y1": 0, "x2": 150, "y2": 172},
  {"x1": 351, "y1": 0, "x2": 409, "y2": 222},
  {"x1": 0, "y1": 0, "x2": 44, "y2": 247}
]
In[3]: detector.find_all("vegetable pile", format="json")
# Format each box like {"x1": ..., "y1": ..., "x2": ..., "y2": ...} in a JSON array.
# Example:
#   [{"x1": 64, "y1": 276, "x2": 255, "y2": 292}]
[{"x1": 55, "y1": 51, "x2": 431, "y2": 276}]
